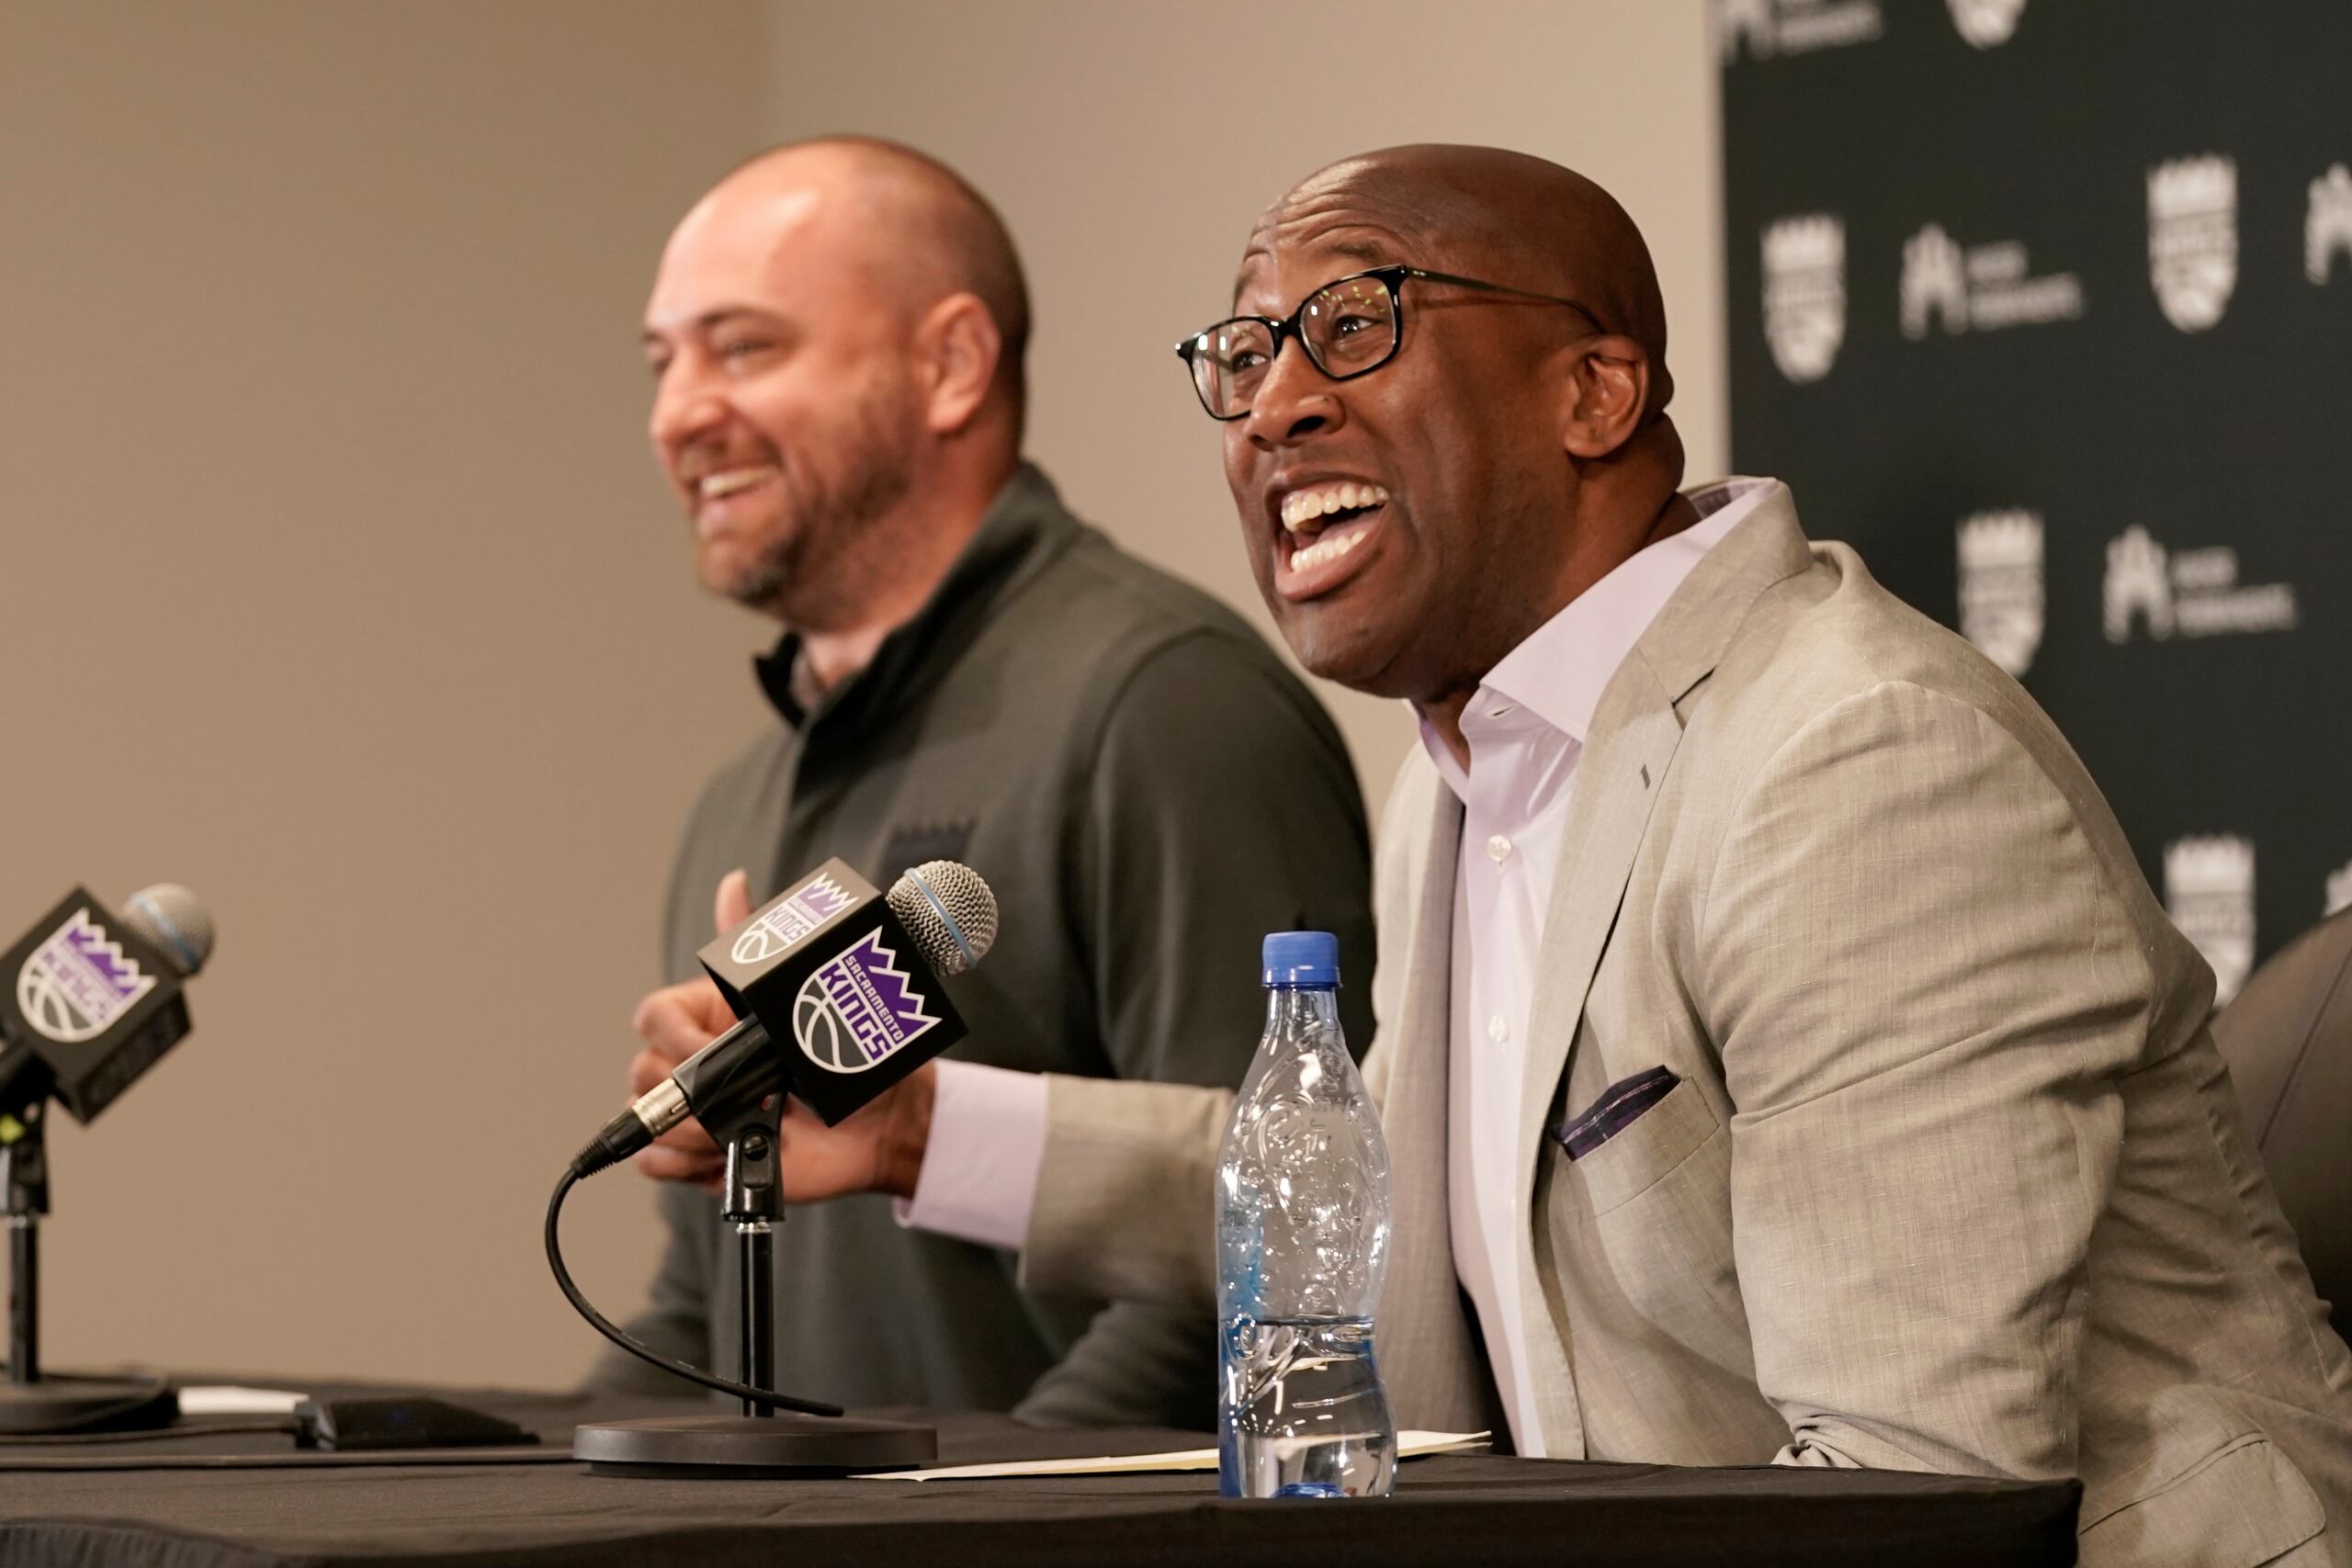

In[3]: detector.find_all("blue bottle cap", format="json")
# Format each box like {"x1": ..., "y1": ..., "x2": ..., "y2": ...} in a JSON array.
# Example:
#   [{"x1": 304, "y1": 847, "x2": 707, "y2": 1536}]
[{"x1": 1261, "y1": 931, "x2": 1340, "y2": 988}]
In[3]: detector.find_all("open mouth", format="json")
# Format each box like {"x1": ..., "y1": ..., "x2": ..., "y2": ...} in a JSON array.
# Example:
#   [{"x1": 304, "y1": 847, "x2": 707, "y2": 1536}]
[
  {"x1": 1276, "y1": 481, "x2": 1388, "y2": 597},
  {"x1": 690, "y1": 464, "x2": 779, "y2": 530}
]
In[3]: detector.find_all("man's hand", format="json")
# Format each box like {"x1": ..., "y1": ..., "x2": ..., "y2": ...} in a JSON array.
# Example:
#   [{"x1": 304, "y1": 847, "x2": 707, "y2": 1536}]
[{"x1": 626, "y1": 869, "x2": 936, "y2": 1201}]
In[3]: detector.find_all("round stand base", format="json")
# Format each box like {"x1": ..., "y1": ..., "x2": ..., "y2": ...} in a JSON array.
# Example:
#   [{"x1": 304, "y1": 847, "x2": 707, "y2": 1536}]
[
  {"x1": 573, "y1": 1414, "x2": 936, "y2": 1477},
  {"x1": 0, "y1": 1373, "x2": 176, "y2": 1435}
]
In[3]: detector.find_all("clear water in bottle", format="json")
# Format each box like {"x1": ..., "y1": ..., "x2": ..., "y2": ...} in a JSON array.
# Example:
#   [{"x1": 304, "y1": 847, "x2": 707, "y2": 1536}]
[{"x1": 1216, "y1": 931, "x2": 1396, "y2": 1499}]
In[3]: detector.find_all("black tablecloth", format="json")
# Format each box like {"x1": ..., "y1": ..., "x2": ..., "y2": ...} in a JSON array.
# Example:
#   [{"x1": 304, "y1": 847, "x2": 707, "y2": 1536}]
[{"x1": 0, "y1": 1382, "x2": 2080, "y2": 1567}]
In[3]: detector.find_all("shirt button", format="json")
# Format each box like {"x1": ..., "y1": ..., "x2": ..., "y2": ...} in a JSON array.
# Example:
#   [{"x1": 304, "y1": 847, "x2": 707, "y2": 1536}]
[
  {"x1": 1487, "y1": 1015, "x2": 1510, "y2": 1043},
  {"x1": 1487, "y1": 834, "x2": 1512, "y2": 863}
]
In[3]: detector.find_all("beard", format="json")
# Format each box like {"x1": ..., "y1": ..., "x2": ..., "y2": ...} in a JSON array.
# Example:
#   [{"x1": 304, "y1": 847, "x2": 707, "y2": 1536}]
[{"x1": 703, "y1": 383, "x2": 921, "y2": 627}]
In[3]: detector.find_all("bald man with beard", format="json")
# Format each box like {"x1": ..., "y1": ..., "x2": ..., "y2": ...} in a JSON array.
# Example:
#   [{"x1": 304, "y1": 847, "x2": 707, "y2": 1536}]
[
  {"x1": 594, "y1": 138, "x2": 1375, "y2": 1427},
  {"x1": 766, "y1": 144, "x2": 2352, "y2": 1562}
]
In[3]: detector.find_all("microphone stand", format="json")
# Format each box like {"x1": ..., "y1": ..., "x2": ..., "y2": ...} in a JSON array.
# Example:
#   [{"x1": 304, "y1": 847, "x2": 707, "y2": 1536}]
[
  {"x1": 571, "y1": 1103, "x2": 936, "y2": 1477},
  {"x1": 0, "y1": 1101, "x2": 175, "y2": 1433}
]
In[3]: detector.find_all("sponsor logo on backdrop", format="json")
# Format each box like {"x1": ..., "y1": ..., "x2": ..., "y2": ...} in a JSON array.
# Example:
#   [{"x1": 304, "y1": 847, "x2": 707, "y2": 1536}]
[
  {"x1": 792, "y1": 929, "x2": 940, "y2": 1073},
  {"x1": 1720, "y1": 0, "x2": 1883, "y2": 62},
  {"x1": 2307, "y1": 164, "x2": 2352, "y2": 285},
  {"x1": 2148, "y1": 156, "x2": 2238, "y2": 332},
  {"x1": 2102, "y1": 525, "x2": 2298, "y2": 642},
  {"x1": 731, "y1": 874, "x2": 856, "y2": 965},
  {"x1": 1762, "y1": 215, "x2": 1846, "y2": 382},
  {"x1": 2327, "y1": 859, "x2": 2352, "y2": 918},
  {"x1": 2166, "y1": 836, "x2": 2256, "y2": 1005},
  {"x1": 1948, "y1": 0, "x2": 2026, "y2": 47},
  {"x1": 1956, "y1": 510, "x2": 2044, "y2": 676},
  {"x1": 15, "y1": 908, "x2": 157, "y2": 1045},
  {"x1": 1901, "y1": 222, "x2": 2083, "y2": 336}
]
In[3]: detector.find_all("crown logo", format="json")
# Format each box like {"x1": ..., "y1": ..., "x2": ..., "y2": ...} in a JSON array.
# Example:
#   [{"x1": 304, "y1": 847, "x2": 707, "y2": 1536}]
[
  {"x1": 1764, "y1": 214, "x2": 1843, "y2": 274},
  {"x1": 2149, "y1": 155, "x2": 2236, "y2": 220},
  {"x1": 2165, "y1": 835, "x2": 2255, "y2": 898},
  {"x1": 2307, "y1": 164, "x2": 2352, "y2": 285},
  {"x1": 1958, "y1": 509, "x2": 2041, "y2": 567}
]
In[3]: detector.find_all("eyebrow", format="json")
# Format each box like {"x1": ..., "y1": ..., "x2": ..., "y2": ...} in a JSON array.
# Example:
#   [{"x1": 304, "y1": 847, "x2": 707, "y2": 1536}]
[
  {"x1": 639, "y1": 306, "x2": 772, "y2": 349},
  {"x1": 1229, "y1": 236, "x2": 1405, "y2": 310}
]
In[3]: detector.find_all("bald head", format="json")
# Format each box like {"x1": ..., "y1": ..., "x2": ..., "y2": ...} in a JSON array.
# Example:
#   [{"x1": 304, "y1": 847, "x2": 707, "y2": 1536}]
[
  {"x1": 1249, "y1": 144, "x2": 1672, "y2": 418},
  {"x1": 697, "y1": 136, "x2": 1032, "y2": 417},
  {"x1": 1215, "y1": 143, "x2": 1696, "y2": 712}
]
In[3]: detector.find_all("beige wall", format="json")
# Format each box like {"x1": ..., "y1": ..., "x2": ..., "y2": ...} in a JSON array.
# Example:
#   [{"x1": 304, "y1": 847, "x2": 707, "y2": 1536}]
[{"x1": 2, "y1": 2, "x2": 1715, "y2": 1390}]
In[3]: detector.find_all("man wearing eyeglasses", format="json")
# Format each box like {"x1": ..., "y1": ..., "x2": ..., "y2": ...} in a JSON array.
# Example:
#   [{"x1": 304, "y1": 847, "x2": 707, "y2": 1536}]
[
  {"x1": 594, "y1": 137, "x2": 1376, "y2": 1428},
  {"x1": 769, "y1": 143, "x2": 2352, "y2": 1560}
]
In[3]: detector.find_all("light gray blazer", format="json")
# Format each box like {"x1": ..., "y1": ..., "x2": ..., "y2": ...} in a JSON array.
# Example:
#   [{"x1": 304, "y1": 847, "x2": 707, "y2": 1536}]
[{"x1": 1023, "y1": 487, "x2": 2352, "y2": 1565}]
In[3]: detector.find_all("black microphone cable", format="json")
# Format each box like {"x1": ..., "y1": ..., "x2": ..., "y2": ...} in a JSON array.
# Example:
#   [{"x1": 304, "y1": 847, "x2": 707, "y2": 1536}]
[{"x1": 543, "y1": 1163, "x2": 842, "y2": 1418}]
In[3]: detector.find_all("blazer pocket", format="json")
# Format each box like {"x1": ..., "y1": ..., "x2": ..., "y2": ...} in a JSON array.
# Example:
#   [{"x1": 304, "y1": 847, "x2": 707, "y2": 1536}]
[
  {"x1": 2077, "y1": 1432, "x2": 2324, "y2": 1567},
  {"x1": 1557, "y1": 1073, "x2": 1720, "y2": 1216}
]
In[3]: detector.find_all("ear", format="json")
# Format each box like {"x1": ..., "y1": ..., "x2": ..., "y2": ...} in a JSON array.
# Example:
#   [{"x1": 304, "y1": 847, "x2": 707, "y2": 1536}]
[
  {"x1": 1559, "y1": 336, "x2": 1650, "y2": 460},
  {"x1": 913, "y1": 292, "x2": 1003, "y2": 436}
]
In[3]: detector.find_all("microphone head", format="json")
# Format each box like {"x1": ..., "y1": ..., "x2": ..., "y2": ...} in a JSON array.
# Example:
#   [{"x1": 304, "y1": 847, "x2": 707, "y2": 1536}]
[
  {"x1": 887, "y1": 861, "x2": 998, "y2": 976},
  {"x1": 123, "y1": 884, "x2": 213, "y2": 976}
]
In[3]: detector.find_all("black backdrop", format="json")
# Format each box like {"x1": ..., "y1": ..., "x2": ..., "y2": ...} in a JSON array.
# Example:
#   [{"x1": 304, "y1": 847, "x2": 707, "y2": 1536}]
[{"x1": 1722, "y1": 0, "x2": 2352, "y2": 999}]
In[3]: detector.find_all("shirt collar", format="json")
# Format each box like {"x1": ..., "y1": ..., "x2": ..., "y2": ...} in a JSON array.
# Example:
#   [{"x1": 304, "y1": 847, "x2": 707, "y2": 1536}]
[
  {"x1": 1418, "y1": 477, "x2": 1781, "y2": 791},
  {"x1": 754, "y1": 462, "x2": 1074, "y2": 728}
]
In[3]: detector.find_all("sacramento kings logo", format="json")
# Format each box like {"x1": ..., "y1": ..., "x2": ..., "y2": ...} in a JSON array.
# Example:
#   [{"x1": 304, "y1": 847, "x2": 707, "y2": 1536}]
[
  {"x1": 1947, "y1": 0, "x2": 2025, "y2": 47},
  {"x1": 731, "y1": 874, "x2": 856, "y2": 967},
  {"x1": 2165, "y1": 836, "x2": 2256, "y2": 1006},
  {"x1": 2306, "y1": 164, "x2": 2352, "y2": 286},
  {"x1": 16, "y1": 909, "x2": 155, "y2": 1044},
  {"x1": 2148, "y1": 156, "x2": 2237, "y2": 333},
  {"x1": 1956, "y1": 510, "x2": 2043, "y2": 676},
  {"x1": 1762, "y1": 215, "x2": 1845, "y2": 383},
  {"x1": 792, "y1": 929, "x2": 941, "y2": 1074}
]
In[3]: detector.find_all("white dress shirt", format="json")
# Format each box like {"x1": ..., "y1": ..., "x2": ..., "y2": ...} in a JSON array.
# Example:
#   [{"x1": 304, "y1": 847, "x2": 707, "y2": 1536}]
[
  {"x1": 902, "y1": 479, "x2": 1780, "y2": 1451},
  {"x1": 1419, "y1": 477, "x2": 1770, "y2": 1454}
]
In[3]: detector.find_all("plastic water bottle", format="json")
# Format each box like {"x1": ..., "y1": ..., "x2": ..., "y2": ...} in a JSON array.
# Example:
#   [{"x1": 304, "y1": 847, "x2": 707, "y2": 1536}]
[{"x1": 1216, "y1": 931, "x2": 1396, "y2": 1499}]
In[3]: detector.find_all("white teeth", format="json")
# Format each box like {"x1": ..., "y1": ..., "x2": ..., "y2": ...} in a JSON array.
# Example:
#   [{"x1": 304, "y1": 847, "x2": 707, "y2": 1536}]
[
  {"x1": 1280, "y1": 482, "x2": 1389, "y2": 531},
  {"x1": 1289, "y1": 527, "x2": 1369, "y2": 573},
  {"x1": 698, "y1": 467, "x2": 776, "y2": 500}
]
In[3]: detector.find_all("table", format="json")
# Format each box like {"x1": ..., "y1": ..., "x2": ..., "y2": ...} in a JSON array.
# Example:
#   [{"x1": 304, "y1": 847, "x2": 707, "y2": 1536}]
[{"x1": 0, "y1": 1382, "x2": 2080, "y2": 1566}]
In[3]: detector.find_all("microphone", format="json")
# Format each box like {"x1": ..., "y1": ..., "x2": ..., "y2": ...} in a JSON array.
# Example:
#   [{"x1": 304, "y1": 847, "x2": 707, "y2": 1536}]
[
  {"x1": 0, "y1": 885, "x2": 215, "y2": 1130},
  {"x1": 571, "y1": 858, "x2": 996, "y2": 1177}
]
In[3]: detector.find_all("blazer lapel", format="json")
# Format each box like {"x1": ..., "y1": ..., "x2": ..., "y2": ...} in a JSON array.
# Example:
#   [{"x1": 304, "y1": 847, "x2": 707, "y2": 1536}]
[
  {"x1": 1509, "y1": 486, "x2": 1821, "y2": 1455},
  {"x1": 1518, "y1": 485, "x2": 1818, "y2": 1188},
  {"x1": 1374, "y1": 758, "x2": 1491, "y2": 1433}
]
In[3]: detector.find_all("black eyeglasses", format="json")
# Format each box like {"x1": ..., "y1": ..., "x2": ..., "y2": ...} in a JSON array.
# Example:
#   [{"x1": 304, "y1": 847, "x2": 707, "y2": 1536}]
[{"x1": 1174, "y1": 264, "x2": 1599, "y2": 421}]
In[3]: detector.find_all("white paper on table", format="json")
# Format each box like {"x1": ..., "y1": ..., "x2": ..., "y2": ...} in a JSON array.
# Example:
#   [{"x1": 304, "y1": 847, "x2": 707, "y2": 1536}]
[
  {"x1": 175, "y1": 1385, "x2": 310, "y2": 1416},
  {"x1": 861, "y1": 1429, "x2": 1490, "y2": 1482}
]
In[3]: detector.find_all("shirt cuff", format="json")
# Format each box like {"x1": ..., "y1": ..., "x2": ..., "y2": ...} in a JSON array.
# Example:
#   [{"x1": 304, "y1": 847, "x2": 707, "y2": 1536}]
[{"x1": 892, "y1": 1059, "x2": 1048, "y2": 1252}]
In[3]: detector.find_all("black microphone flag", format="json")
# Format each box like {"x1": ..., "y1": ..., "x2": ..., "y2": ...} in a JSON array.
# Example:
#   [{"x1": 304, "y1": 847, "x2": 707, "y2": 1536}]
[
  {"x1": 0, "y1": 889, "x2": 192, "y2": 1127},
  {"x1": 691, "y1": 859, "x2": 967, "y2": 1128}
]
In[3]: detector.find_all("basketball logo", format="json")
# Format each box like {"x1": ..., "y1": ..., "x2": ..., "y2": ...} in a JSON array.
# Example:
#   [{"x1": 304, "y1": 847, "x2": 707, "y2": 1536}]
[
  {"x1": 15, "y1": 909, "x2": 155, "y2": 1045},
  {"x1": 791, "y1": 929, "x2": 941, "y2": 1075}
]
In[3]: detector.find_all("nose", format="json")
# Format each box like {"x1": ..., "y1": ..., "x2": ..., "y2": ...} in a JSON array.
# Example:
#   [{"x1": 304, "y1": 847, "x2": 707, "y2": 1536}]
[
  {"x1": 1242, "y1": 337, "x2": 1345, "y2": 451},
  {"x1": 649, "y1": 355, "x2": 726, "y2": 454}
]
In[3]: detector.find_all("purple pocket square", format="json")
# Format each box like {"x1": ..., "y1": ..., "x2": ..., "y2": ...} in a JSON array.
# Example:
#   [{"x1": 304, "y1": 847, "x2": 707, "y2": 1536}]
[{"x1": 1553, "y1": 1066, "x2": 1679, "y2": 1160}]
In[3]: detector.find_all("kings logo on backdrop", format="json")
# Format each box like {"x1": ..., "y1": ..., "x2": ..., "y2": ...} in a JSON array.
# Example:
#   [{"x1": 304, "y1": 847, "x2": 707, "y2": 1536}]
[
  {"x1": 2165, "y1": 837, "x2": 2256, "y2": 1006},
  {"x1": 1957, "y1": 510, "x2": 2043, "y2": 677},
  {"x1": 1763, "y1": 215, "x2": 1846, "y2": 382},
  {"x1": 792, "y1": 929, "x2": 942, "y2": 1075},
  {"x1": 2148, "y1": 156, "x2": 2238, "y2": 333}
]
